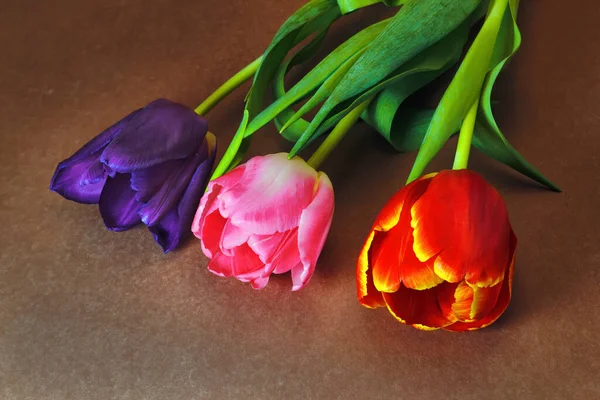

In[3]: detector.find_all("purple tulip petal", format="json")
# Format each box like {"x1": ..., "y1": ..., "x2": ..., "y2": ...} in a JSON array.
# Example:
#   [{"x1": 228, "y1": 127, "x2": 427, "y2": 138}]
[
  {"x1": 50, "y1": 153, "x2": 108, "y2": 204},
  {"x1": 49, "y1": 117, "x2": 127, "y2": 203},
  {"x1": 130, "y1": 158, "x2": 184, "y2": 204},
  {"x1": 101, "y1": 99, "x2": 208, "y2": 173},
  {"x1": 99, "y1": 173, "x2": 142, "y2": 231},
  {"x1": 147, "y1": 210, "x2": 179, "y2": 252},
  {"x1": 147, "y1": 136, "x2": 216, "y2": 252},
  {"x1": 137, "y1": 138, "x2": 210, "y2": 227}
]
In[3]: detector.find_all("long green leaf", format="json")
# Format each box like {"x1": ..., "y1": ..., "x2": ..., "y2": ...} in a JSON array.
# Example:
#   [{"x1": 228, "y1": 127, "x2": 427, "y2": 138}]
[
  {"x1": 337, "y1": 0, "x2": 405, "y2": 14},
  {"x1": 345, "y1": 20, "x2": 470, "y2": 147},
  {"x1": 288, "y1": 0, "x2": 482, "y2": 157},
  {"x1": 210, "y1": 0, "x2": 340, "y2": 178},
  {"x1": 375, "y1": 0, "x2": 558, "y2": 190},
  {"x1": 244, "y1": 19, "x2": 391, "y2": 138},
  {"x1": 473, "y1": 0, "x2": 560, "y2": 190},
  {"x1": 406, "y1": 0, "x2": 507, "y2": 182}
]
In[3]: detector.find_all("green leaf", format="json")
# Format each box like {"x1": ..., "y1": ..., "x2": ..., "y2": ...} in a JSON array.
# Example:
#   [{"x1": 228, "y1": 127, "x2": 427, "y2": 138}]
[
  {"x1": 245, "y1": 18, "x2": 391, "y2": 138},
  {"x1": 352, "y1": 20, "x2": 470, "y2": 150},
  {"x1": 473, "y1": 0, "x2": 560, "y2": 190},
  {"x1": 407, "y1": 0, "x2": 507, "y2": 182},
  {"x1": 210, "y1": 0, "x2": 341, "y2": 178},
  {"x1": 288, "y1": 0, "x2": 482, "y2": 157},
  {"x1": 209, "y1": 110, "x2": 249, "y2": 180},
  {"x1": 379, "y1": 108, "x2": 442, "y2": 151},
  {"x1": 336, "y1": 0, "x2": 405, "y2": 14}
]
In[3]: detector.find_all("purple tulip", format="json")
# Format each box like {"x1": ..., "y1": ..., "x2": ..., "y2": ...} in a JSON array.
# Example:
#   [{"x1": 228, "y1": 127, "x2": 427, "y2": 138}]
[{"x1": 50, "y1": 98, "x2": 217, "y2": 252}]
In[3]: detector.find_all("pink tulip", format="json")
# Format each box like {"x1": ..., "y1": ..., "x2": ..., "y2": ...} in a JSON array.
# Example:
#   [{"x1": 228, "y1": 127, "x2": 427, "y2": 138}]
[{"x1": 192, "y1": 152, "x2": 335, "y2": 290}]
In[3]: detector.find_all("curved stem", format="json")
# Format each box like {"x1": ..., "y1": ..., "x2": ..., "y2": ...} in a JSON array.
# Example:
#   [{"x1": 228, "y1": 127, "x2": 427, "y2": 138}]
[
  {"x1": 452, "y1": 98, "x2": 479, "y2": 170},
  {"x1": 306, "y1": 99, "x2": 372, "y2": 170},
  {"x1": 194, "y1": 56, "x2": 263, "y2": 116}
]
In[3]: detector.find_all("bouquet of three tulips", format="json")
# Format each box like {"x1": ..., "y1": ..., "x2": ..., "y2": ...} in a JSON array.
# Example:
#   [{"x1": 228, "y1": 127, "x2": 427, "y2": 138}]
[{"x1": 50, "y1": 0, "x2": 558, "y2": 331}]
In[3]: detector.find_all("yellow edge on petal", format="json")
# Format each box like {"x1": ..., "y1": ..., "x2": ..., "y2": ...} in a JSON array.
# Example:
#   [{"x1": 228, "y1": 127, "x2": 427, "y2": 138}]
[
  {"x1": 384, "y1": 303, "x2": 407, "y2": 325},
  {"x1": 420, "y1": 172, "x2": 438, "y2": 180},
  {"x1": 433, "y1": 256, "x2": 462, "y2": 283},
  {"x1": 413, "y1": 324, "x2": 439, "y2": 331},
  {"x1": 374, "y1": 208, "x2": 403, "y2": 232},
  {"x1": 357, "y1": 230, "x2": 375, "y2": 302}
]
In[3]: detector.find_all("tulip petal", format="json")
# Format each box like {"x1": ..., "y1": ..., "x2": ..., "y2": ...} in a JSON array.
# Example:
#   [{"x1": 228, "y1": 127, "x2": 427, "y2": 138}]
[
  {"x1": 191, "y1": 164, "x2": 246, "y2": 238},
  {"x1": 147, "y1": 210, "x2": 179, "y2": 252},
  {"x1": 411, "y1": 170, "x2": 511, "y2": 287},
  {"x1": 220, "y1": 220, "x2": 252, "y2": 255},
  {"x1": 207, "y1": 243, "x2": 263, "y2": 278},
  {"x1": 436, "y1": 281, "x2": 460, "y2": 323},
  {"x1": 50, "y1": 153, "x2": 108, "y2": 204},
  {"x1": 373, "y1": 175, "x2": 434, "y2": 232},
  {"x1": 200, "y1": 210, "x2": 227, "y2": 258},
  {"x1": 444, "y1": 231, "x2": 517, "y2": 332},
  {"x1": 294, "y1": 172, "x2": 335, "y2": 291},
  {"x1": 248, "y1": 229, "x2": 300, "y2": 276},
  {"x1": 147, "y1": 141, "x2": 215, "y2": 253},
  {"x1": 98, "y1": 173, "x2": 142, "y2": 231},
  {"x1": 50, "y1": 118, "x2": 126, "y2": 203},
  {"x1": 356, "y1": 231, "x2": 386, "y2": 308},
  {"x1": 382, "y1": 284, "x2": 454, "y2": 330},
  {"x1": 219, "y1": 153, "x2": 318, "y2": 235},
  {"x1": 251, "y1": 277, "x2": 270, "y2": 290},
  {"x1": 452, "y1": 280, "x2": 503, "y2": 322},
  {"x1": 371, "y1": 178, "x2": 441, "y2": 292},
  {"x1": 135, "y1": 139, "x2": 213, "y2": 227},
  {"x1": 130, "y1": 159, "x2": 180, "y2": 203},
  {"x1": 101, "y1": 99, "x2": 208, "y2": 173}
]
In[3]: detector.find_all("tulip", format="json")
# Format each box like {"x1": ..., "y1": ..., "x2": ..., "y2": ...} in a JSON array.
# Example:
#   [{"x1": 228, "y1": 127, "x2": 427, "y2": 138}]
[
  {"x1": 192, "y1": 152, "x2": 334, "y2": 290},
  {"x1": 50, "y1": 98, "x2": 216, "y2": 252},
  {"x1": 357, "y1": 169, "x2": 516, "y2": 331}
]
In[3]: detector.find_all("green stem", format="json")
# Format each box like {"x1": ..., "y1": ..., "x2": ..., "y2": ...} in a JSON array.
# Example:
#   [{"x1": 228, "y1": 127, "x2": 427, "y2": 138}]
[
  {"x1": 452, "y1": 98, "x2": 479, "y2": 170},
  {"x1": 306, "y1": 99, "x2": 372, "y2": 170},
  {"x1": 194, "y1": 56, "x2": 263, "y2": 116}
]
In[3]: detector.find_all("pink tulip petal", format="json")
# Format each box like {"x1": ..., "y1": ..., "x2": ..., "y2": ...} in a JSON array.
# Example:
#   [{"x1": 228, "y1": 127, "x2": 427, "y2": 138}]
[
  {"x1": 191, "y1": 164, "x2": 246, "y2": 237},
  {"x1": 199, "y1": 210, "x2": 227, "y2": 258},
  {"x1": 220, "y1": 220, "x2": 251, "y2": 255},
  {"x1": 191, "y1": 185, "x2": 221, "y2": 239},
  {"x1": 295, "y1": 172, "x2": 335, "y2": 290},
  {"x1": 207, "y1": 243, "x2": 263, "y2": 279},
  {"x1": 219, "y1": 153, "x2": 318, "y2": 235},
  {"x1": 251, "y1": 277, "x2": 270, "y2": 290},
  {"x1": 207, "y1": 251, "x2": 233, "y2": 277},
  {"x1": 248, "y1": 229, "x2": 301, "y2": 276},
  {"x1": 234, "y1": 269, "x2": 264, "y2": 283}
]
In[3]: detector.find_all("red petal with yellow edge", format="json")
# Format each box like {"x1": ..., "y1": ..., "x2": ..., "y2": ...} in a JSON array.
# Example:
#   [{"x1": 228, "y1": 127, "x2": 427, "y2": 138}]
[
  {"x1": 444, "y1": 230, "x2": 517, "y2": 332},
  {"x1": 356, "y1": 230, "x2": 385, "y2": 308},
  {"x1": 382, "y1": 284, "x2": 454, "y2": 330},
  {"x1": 372, "y1": 220, "x2": 442, "y2": 292},
  {"x1": 373, "y1": 175, "x2": 433, "y2": 232},
  {"x1": 411, "y1": 170, "x2": 511, "y2": 287},
  {"x1": 371, "y1": 178, "x2": 441, "y2": 292},
  {"x1": 436, "y1": 281, "x2": 459, "y2": 323},
  {"x1": 452, "y1": 281, "x2": 503, "y2": 322}
]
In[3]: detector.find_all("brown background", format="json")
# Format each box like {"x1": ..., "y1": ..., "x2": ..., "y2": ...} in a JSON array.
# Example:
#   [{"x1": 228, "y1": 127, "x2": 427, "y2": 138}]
[{"x1": 1, "y1": 1, "x2": 599, "y2": 399}]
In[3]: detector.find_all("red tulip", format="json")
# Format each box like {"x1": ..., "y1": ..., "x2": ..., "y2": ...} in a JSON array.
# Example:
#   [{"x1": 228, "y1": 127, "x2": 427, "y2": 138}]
[{"x1": 357, "y1": 170, "x2": 516, "y2": 331}]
